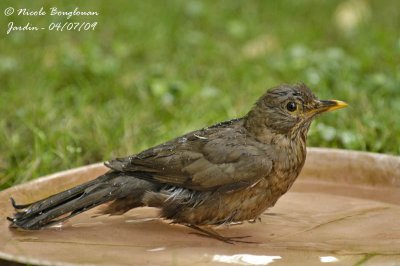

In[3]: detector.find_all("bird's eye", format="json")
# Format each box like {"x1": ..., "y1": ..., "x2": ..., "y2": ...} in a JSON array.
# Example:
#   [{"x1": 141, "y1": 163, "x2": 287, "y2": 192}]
[{"x1": 286, "y1": 102, "x2": 297, "y2": 112}]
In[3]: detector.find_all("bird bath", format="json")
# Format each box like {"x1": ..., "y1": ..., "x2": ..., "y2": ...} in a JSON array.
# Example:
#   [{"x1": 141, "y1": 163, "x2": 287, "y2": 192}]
[{"x1": 1, "y1": 148, "x2": 399, "y2": 265}]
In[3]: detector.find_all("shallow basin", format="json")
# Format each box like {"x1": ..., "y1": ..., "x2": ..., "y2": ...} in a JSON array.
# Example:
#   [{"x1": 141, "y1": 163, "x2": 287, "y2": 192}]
[{"x1": 1, "y1": 148, "x2": 400, "y2": 265}]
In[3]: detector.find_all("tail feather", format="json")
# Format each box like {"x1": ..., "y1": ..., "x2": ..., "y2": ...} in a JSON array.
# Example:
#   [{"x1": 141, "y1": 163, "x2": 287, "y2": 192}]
[
  {"x1": 8, "y1": 171, "x2": 155, "y2": 230},
  {"x1": 11, "y1": 173, "x2": 114, "y2": 222},
  {"x1": 12, "y1": 184, "x2": 117, "y2": 229}
]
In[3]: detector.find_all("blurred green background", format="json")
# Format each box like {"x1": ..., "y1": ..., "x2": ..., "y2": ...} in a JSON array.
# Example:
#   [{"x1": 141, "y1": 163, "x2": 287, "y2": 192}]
[{"x1": 0, "y1": 0, "x2": 399, "y2": 190}]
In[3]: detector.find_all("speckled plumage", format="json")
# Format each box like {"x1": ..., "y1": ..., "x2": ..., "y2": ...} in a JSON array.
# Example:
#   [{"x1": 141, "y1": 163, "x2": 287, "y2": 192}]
[{"x1": 8, "y1": 83, "x2": 346, "y2": 233}]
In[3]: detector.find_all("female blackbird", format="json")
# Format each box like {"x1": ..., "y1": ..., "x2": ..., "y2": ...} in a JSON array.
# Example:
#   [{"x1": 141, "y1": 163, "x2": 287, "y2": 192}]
[{"x1": 8, "y1": 83, "x2": 347, "y2": 243}]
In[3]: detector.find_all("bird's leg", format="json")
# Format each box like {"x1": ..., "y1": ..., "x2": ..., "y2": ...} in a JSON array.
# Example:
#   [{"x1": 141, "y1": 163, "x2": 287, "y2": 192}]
[
  {"x1": 248, "y1": 216, "x2": 262, "y2": 223},
  {"x1": 185, "y1": 224, "x2": 256, "y2": 244}
]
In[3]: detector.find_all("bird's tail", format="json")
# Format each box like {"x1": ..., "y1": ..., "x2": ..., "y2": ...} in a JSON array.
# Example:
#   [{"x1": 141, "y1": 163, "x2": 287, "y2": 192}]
[{"x1": 8, "y1": 171, "x2": 152, "y2": 230}]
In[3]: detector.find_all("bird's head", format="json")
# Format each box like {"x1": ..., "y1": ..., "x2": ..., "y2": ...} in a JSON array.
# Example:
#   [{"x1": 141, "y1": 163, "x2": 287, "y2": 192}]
[{"x1": 245, "y1": 83, "x2": 347, "y2": 140}]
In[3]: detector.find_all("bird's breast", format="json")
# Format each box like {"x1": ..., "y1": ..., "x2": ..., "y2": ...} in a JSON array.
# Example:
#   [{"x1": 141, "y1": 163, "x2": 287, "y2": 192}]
[{"x1": 268, "y1": 136, "x2": 307, "y2": 196}]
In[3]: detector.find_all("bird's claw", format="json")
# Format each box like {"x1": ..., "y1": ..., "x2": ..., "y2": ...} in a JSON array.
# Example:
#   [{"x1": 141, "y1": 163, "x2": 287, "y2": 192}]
[
  {"x1": 186, "y1": 224, "x2": 257, "y2": 244},
  {"x1": 189, "y1": 232, "x2": 256, "y2": 244}
]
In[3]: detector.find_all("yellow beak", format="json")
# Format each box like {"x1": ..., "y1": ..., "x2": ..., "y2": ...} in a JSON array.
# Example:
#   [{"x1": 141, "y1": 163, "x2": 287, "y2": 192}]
[{"x1": 318, "y1": 100, "x2": 348, "y2": 112}]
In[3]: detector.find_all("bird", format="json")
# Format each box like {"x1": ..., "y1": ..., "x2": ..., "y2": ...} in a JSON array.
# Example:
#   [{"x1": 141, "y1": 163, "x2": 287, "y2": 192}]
[{"x1": 8, "y1": 83, "x2": 347, "y2": 243}]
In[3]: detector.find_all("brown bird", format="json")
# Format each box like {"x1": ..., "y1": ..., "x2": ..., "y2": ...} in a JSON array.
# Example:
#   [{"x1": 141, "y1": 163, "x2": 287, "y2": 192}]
[{"x1": 8, "y1": 83, "x2": 347, "y2": 243}]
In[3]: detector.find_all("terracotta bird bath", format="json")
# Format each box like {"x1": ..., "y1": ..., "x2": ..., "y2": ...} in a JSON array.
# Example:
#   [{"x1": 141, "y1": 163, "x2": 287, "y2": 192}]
[{"x1": 0, "y1": 148, "x2": 399, "y2": 265}]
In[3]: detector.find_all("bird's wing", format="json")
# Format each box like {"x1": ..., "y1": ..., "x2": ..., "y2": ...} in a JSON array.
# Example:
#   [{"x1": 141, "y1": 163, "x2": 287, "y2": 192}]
[{"x1": 106, "y1": 127, "x2": 273, "y2": 192}]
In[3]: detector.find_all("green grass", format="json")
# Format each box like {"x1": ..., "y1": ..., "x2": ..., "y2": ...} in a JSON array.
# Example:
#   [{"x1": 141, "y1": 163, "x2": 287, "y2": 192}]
[{"x1": 0, "y1": 0, "x2": 399, "y2": 190}]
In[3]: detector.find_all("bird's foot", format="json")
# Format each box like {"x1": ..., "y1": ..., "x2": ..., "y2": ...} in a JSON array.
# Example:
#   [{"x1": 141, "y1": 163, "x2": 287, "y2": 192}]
[{"x1": 186, "y1": 224, "x2": 257, "y2": 244}]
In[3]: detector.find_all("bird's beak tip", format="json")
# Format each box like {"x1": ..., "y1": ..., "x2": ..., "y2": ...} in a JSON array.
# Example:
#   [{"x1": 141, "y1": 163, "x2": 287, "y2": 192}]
[{"x1": 319, "y1": 100, "x2": 348, "y2": 112}]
